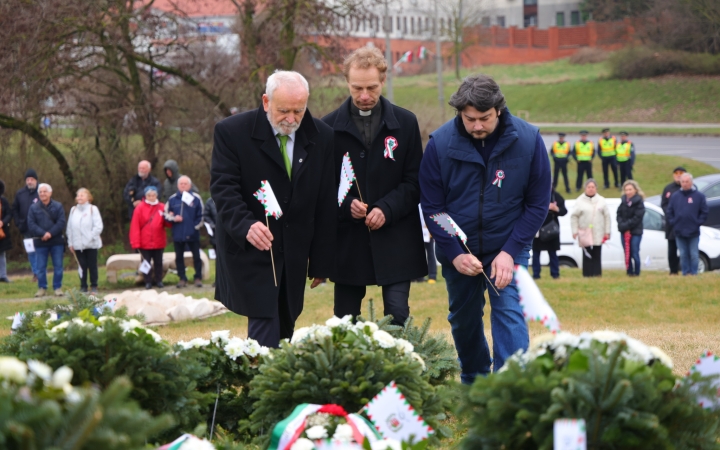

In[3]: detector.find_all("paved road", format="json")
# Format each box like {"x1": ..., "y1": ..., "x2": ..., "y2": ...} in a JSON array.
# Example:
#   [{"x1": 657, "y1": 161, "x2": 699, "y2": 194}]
[
  {"x1": 534, "y1": 122, "x2": 720, "y2": 129},
  {"x1": 541, "y1": 134, "x2": 720, "y2": 169}
]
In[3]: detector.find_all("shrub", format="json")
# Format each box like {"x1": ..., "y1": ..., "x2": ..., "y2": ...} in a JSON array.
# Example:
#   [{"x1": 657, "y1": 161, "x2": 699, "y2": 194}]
[
  {"x1": 458, "y1": 331, "x2": 720, "y2": 449},
  {"x1": 0, "y1": 357, "x2": 172, "y2": 448},
  {"x1": 569, "y1": 47, "x2": 609, "y2": 65},
  {"x1": 609, "y1": 46, "x2": 720, "y2": 79},
  {"x1": 4, "y1": 303, "x2": 214, "y2": 441},
  {"x1": 244, "y1": 316, "x2": 455, "y2": 446}
]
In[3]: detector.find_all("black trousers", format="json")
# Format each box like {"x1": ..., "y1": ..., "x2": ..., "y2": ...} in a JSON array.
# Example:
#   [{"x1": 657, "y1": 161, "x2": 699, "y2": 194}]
[
  {"x1": 601, "y1": 156, "x2": 619, "y2": 188},
  {"x1": 174, "y1": 241, "x2": 202, "y2": 281},
  {"x1": 334, "y1": 281, "x2": 411, "y2": 326},
  {"x1": 75, "y1": 248, "x2": 98, "y2": 289},
  {"x1": 576, "y1": 161, "x2": 593, "y2": 190},
  {"x1": 248, "y1": 273, "x2": 296, "y2": 348},
  {"x1": 553, "y1": 158, "x2": 571, "y2": 192},
  {"x1": 140, "y1": 249, "x2": 164, "y2": 284},
  {"x1": 582, "y1": 246, "x2": 603, "y2": 277},
  {"x1": 425, "y1": 240, "x2": 437, "y2": 280},
  {"x1": 668, "y1": 239, "x2": 680, "y2": 275},
  {"x1": 618, "y1": 161, "x2": 633, "y2": 185}
]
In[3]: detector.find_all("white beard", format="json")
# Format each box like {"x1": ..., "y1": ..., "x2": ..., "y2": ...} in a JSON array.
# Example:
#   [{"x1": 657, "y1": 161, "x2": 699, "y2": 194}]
[{"x1": 267, "y1": 112, "x2": 300, "y2": 136}]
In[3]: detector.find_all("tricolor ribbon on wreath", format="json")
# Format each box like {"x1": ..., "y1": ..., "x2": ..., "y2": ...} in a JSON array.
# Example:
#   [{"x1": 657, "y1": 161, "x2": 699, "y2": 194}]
[{"x1": 513, "y1": 265, "x2": 561, "y2": 333}]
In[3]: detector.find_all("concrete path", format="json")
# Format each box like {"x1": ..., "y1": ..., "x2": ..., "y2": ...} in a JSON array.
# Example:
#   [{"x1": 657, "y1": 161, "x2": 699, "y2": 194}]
[{"x1": 533, "y1": 122, "x2": 720, "y2": 129}]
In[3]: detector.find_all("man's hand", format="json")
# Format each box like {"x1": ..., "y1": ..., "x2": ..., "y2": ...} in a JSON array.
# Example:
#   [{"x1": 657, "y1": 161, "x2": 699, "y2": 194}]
[
  {"x1": 310, "y1": 278, "x2": 325, "y2": 289},
  {"x1": 0, "y1": 221, "x2": 3, "y2": 228},
  {"x1": 365, "y1": 208, "x2": 386, "y2": 230},
  {"x1": 490, "y1": 251, "x2": 514, "y2": 289},
  {"x1": 68, "y1": 246, "x2": 74, "y2": 253},
  {"x1": 452, "y1": 254, "x2": 483, "y2": 276},
  {"x1": 247, "y1": 221, "x2": 273, "y2": 251},
  {"x1": 133, "y1": 200, "x2": 141, "y2": 207},
  {"x1": 174, "y1": 215, "x2": 183, "y2": 223},
  {"x1": 549, "y1": 202, "x2": 559, "y2": 212},
  {"x1": 42, "y1": 232, "x2": 51, "y2": 241},
  {"x1": 350, "y1": 199, "x2": 368, "y2": 219}
]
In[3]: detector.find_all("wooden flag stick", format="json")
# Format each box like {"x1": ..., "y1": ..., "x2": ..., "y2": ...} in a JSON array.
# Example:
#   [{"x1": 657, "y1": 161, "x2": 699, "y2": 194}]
[
  {"x1": 354, "y1": 177, "x2": 372, "y2": 232},
  {"x1": 462, "y1": 241, "x2": 499, "y2": 295},
  {"x1": 266, "y1": 216, "x2": 278, "y2": 287}
]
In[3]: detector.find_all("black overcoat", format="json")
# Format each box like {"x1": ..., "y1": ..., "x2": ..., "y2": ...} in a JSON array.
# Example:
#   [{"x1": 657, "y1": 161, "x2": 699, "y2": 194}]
[
  {"x1": 617, "y1": 194, "x2": 645, "y2": 236},
  {"x1": 322, "y1": 97, "x2": 427, "y2": 286},
  {"x1": 210, "y1": 107, "x2": 337, "y2": 318},
  {"x1": 532, "y1": 190, "x2": 567, "y2": 252}
]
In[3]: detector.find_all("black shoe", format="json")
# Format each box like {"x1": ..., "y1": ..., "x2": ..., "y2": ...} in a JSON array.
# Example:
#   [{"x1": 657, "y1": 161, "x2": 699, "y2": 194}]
[
  {"x1": 145, "y1": 283, "x2": 152, "y2": 289},
  {"x1": 176, "y1": 279, "x2": 187, "y2": 288},
  {"x1": 0, "y1": 277, "x2": 10, "y2": 283},
  {"x1": 80, "y1": 287, "x2": 88, "y2": 293},
  {"x1": 156, "y1": 282, "x2": 164, "y2": 288}
]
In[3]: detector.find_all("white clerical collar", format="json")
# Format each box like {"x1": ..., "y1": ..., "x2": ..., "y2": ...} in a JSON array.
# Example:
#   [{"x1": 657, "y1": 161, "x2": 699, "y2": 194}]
[{"x1": 359, "y1": 109, "x2": 372, "y2": 117}]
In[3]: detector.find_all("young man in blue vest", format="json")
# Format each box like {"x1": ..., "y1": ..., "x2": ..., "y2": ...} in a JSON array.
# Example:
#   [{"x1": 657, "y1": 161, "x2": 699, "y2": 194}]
[{"x1": 419, "y1": 74, "x2": 551, "y2": 384}]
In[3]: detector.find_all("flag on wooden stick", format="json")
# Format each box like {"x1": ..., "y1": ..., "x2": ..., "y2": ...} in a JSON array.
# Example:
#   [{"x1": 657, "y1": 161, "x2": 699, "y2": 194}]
[
  {"x1": 429, "y1": 212, "x2": 467, "y2": 244},
  {"x1": 254, "y1": 180, "x2": 283, "y2": 219},
  {"x1": 338, "y1": 153, "x2": 356, "y2": 206}
]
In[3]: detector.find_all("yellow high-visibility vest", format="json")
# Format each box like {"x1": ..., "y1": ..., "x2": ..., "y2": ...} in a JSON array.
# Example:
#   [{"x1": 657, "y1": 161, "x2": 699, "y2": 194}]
[
  {"x1": 552, "y1": 141, "x2": 570, "y2": 158},
  {"x1": 575, "y1": 141, "x2": 594, "y2": 161},
  {"x1": 616, "y1": 141, "x2": 632, "y2": 162},
  {"x1": 599, "y1": 136, "x2": 617, "y2": 157}
]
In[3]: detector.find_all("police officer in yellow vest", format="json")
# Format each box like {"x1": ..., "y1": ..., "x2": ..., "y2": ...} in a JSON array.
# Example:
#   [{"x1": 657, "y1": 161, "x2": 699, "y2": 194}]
[
  {"x1": 616, "y1": 131, "x2": 636, "y2": 184},
  {"x1": 551, "y1": 132, "x2": 571, "y2": 194},
  {"x1": 573, "y1": 130, "x2": 595, "y2": 192},
  {"x1": 599, "y1": 128, "x2": 619, "y2": 189}
]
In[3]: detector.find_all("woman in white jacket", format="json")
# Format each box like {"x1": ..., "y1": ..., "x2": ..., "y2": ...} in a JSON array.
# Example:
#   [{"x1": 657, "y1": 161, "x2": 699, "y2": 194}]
[
  {"x1": 66, "y1": 188, "x2": 103, "y2": 293},
  {"x1": 570, "y1": 179, "x2": 611, "y2": 277}
]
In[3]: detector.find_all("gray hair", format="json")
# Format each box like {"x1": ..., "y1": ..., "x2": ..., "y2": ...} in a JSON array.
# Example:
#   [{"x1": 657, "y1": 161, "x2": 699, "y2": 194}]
[
  {"x1": 449, "y1": 74, "x2": 506, "y2": 113},
  {"x1": 266, "y1": 71, "x2": 310, "y2": 100},
  {"x1": 584, "y1": 178, "x2": 598, "y2": 189},
  {"x1": 139, "y1": 160, "x2": 152, "y2": 169},
  {"x1": 38, "y1": 183, "x2": 52, "y2": 193},
  {"x1": 178, "y1": 175, "x2": 192, "y2": 185},
  {"x1": 680, "y1": 172, "x2": 693, "y2": 181}
]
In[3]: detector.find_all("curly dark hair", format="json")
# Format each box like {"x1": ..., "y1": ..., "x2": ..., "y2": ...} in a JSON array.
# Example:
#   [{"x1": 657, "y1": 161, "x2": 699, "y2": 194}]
[{"x1": 448, "y1": 74, "x2": 506, "y2": 113}]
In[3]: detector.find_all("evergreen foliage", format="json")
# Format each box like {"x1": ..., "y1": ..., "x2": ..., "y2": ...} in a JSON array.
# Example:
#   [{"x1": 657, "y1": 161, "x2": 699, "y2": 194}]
[
  {"x1": 458, "y1": 332, "x2": 720, "y2": 449},
  {"x1": 244, "y1": 317, "x2": 454, "y2": 446}
]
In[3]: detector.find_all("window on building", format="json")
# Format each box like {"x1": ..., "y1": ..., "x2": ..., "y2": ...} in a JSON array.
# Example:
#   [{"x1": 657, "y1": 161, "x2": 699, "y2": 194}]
[
  {"x1": 556, "y1": 12, "x2": 565, "y2": 26},
  {"x1": 425, "y1": 17, "x2": 430, "y2": 32},
  {"x1": 523, "y1": 0, "x2": 537, "y2": 4},
  {"x1": 524, "y1": 14, "x2": 537, "y2": 27},
  {"x1": 411, "y1": 17, "x2": 415, "y2": 34},
  {"x1": 403, "y1": 16, "x2": 407, "y2": 34},
  {"x1": 497, "y1": 16, "x2": 506, "y2": 27},
  {"x1": 397, "y1": 16, "x2": 401, "y2": 30},
  {"x1": 440, "y1": 18, "x2": 445, "y2": 33},
  {"x1": 362, "y1": 18, "x2": 366, "y2": 32},
  {"x1": 481, "y1": 16, "x2": 490, "y2": 27},
  {"x1": 571, "y1": 10, "x2": 580, "y2": 25},
  {"x1": 448, "y1": 18, "x2": 453, "y2": 32}
]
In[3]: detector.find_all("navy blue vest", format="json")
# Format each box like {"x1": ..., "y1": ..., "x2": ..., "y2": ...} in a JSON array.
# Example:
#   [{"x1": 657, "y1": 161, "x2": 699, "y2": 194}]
[{"x1": 429, "y1": 110, "x2": 539, "y2": 259}]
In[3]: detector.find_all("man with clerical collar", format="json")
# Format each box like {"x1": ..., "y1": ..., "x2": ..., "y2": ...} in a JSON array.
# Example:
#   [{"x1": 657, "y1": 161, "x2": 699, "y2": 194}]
[{"x1": 323, "y1": 46, "x2": 427, "y2": 326}]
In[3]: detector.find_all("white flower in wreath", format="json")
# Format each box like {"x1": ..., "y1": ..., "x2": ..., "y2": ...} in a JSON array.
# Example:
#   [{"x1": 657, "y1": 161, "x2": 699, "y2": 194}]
[
  {"x1": 120, "y1": 319, "x2": 144, "y2": 333},
  {"x1": 305, "y1": 425, "x2": 329, "y2": 439},
  {"x1": 624, "y1": 337, "x2": 653, "y2": 363},
  {"x1": 332, "y1": 423, "x2": 355, "y2": 442},
  {"x1": 49, "y1": 321, "x2": 71, "y2": 334},
  {"x1": 71, "y1": 317, "x2": 93, "y2": 328},
  {"x1": 372, "y1": 330, "x2": 396, "y2": 349},
  {"x1": 258, "y1": 346, "x2": 270, "y2": 356},
  {"x1": 313, "y1": 326, "x2": 332, "y2": 342},
  {"x1": 411, "y1": 352, "x2": 426, "y2": 371},
  {"x1": 590, "y1": 330, "x2": 626, "y2": 344},
  {"x1": 211, "y1": 330, "x2": 230, "y2": 344},
  {"x1": 178, "y1": 436, "x2": 216, "y2": 450},
  {"x1": 371, "y1": 439, "x2": 402, "y2": 450},
  {"x1": 0, "y1": 356, "x2": 28, "y2": 384},
  {"x1": 51, "y1": 366, "x2": 74, "y2": 390},
  {"x1": 355, "y1": 321, "x2": 379, "y2": 334},
  {"x1": 290, "y1": 438, "x2": 316, "y2": 450},
  {"x1": 649, "y1": 346, "x2": 673, "y2": 369},
  {"x1": 98, "y1": 315, "x2": 119, "y2": 323},
  {"x1": 395, "y1": 338, "x2": 414, "y2": 355},
  {"x1": 291, "y1": 327, "x2": 313, "y2": 344},
  {"x1": 245, "y1": 339, "x2": 262, "y2": 357},
  {"x1": 27, "y1": 360, "x2": 53, "y2": 381},
  {"x1": 224, "y1": 337, "x2": 248, "y2": 360},
  {"x1": 325, "y1": 316, "x2": 344, "y2": 328}
]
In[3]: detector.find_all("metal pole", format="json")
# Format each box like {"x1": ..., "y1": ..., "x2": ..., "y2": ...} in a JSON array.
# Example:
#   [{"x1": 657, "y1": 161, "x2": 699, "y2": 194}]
[
  {"x1": 435, "y1": 4, "x2": 444, "y2": 122},
  {"x1": 384, "y1": 0, "x2": 394, "y2": 103}
]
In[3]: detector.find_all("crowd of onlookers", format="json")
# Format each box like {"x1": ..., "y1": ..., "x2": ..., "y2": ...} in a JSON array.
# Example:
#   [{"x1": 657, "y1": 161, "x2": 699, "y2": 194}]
[{"x1": 0, "y1": 159, "x2": 216, "y2": 297}]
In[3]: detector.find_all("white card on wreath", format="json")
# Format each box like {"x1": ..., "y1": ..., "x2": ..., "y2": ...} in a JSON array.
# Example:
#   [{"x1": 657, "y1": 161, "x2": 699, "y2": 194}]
[
  {"x1": 363, "y1": 381, "x2": 433, "y2": 443},
  {"x1": 23, "y1": 238, "x2": 35, "y2": 253},
  {"x1": 553, "y1": 419, "x2": 587, "y2": 450},
  {"x1": 139, "y1": 259, "x2": 152, "y2": 275},
  {"x1": 181, "y1": 191, "x2": 194, "y2": 206}
]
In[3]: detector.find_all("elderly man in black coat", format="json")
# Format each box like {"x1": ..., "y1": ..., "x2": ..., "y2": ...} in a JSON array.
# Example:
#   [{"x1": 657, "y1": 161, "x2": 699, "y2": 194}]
[
  {"x1": 210, "y1": 71, "x2": 336, "y2": 347},
  {"x1": 323, "y1": 47, "x2": 427, "y2": 326}
]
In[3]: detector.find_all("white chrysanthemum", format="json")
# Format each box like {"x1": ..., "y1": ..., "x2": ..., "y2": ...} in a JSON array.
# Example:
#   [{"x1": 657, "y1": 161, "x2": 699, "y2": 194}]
[
  {"x1": 211, "y1": 330, "x2": 230, "y2": 344},
  {"x1": 550, "y1": 332, "x2": 580, "y2": 349},
  {"x1": 177, "y1": 340, "x2": 193, "y2": 350},
  {"x1": 245, "y1": 339, "x2": 261, "y2": 357},
  {"x1": 395, "y1": 338, "x2": 414, "y2": 354},
  {"x1": 145, "y1": 329, "x2": 163, "y2": 343},
  {"x1": 355, "y1": 321, "x2": 379, "y2": 334},
  {"x1": 0, "y1": 356, "x2": 28, "y2": 384},
  {"x1": 50, "y1": 321, "x2": 71, "y2": 333},
  {"x1": 27, "y1": 360, "x2": 53, "y2": 381},
  {"x1": 65, "y1": 389, "x2": 83, "y2": 403},
  {"x1": 411, "y1": 352, "x2": 426, "y2": 371},
  {"x1": 258, "y1": 346, "x2": 270, "y2": 356},
  {"x1": 649, "y1": 346, "x2": 673, "y2": 369},
  {"x1": 325, "y1": 316, "x2": 344, "y2": 328},
  {"x1": 313, "y1": 326, "x2": 332, "y2": 342},
  {"x1": 305, "y1": 425, "x2": 328, "y2": 440},
  {"x1": 51, "y1": 366, "x2": 73, "y2": 389},
  {"x1": 98, "y1": 315, "x2": 119, "y2": 323},
  {"x1": 71, "y1": 317, "x2": 93, "y2": 328},
  {"x1": 120, "y1": 319, "x2": 144, "y2": 333},
  {"x1": 372, "y1": 330, "x2": 396, "y2": 349},
  {"x1": 530, "y1": 332, "x2": 558, "y2": 350},
  {"x1": 332, "y1": 423, "x2": 355, "y2": 442},
  {"x1": 178, "y1": 436, "x2": 216, "y2": 450},
  {"x1": 291, "y1": 327, "x2": 313, "y2": 344},
  {"x1": 590, "y1": 330, "x2": 626, "y2": 344},
  {"x1": 187, "y1": 338, "x2": 211, "y2": 348},
  {"x1": 224, "y1": 337, "x2": 248, "y2": 360},
  {"x1": 290, "y1": 438, "x2": 315, "y2": 450},
  {"x1": 624, "y1": 337, "x2": 653, "y2": 363},
  {"x1": 371, "y1": 439, "x2": 402, "y2": 450}
]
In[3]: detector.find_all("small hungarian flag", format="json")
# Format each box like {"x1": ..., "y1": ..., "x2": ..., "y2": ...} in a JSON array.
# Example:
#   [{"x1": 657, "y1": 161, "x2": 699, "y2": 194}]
[
  {"x1": 430, "y1": 212, "x2": 467, "y2": 244},
  {"x1": 337, "y1": 152, "x2": 356, "y2": 206},
  {"x1": 254, "y1": 180, "x2": 283, "y2": 219},
  {"x1": 418, "y1": 46, "x2": 428, "y2": 59},
  {"x1": 398, "y1": 50, "x2": 413, "y2": 63}
]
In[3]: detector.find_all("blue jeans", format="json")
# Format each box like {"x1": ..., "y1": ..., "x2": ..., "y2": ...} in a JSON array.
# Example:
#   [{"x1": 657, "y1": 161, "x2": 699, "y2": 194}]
[
  {"x1": 35, "y1": 245, "x2": 64, "y2": 290},
  {"x1": 532, "y1": 248, "x2": 559, "y2": 279},
  {"x1": 676, "y1": 235, "x2": 700, "y2": 275},
  {"x1": 439, "y1": 246, "x2": 531, "y2": 385},
  {"x1": 622, "y1": 234, "x2": 642, "y2": 276}
]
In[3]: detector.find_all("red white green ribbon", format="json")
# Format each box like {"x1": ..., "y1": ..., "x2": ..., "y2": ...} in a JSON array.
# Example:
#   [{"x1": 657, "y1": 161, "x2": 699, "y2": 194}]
[
  {"x1": 384, "y1": 136, "x2": 398, "y2": 161},
  {"x1": 492, "y1": 169, "x2": 505, "y2": 188}
]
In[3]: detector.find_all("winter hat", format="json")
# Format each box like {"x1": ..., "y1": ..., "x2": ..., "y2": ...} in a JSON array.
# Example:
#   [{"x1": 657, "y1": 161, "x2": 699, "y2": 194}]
[
  {"x1": 144, "y1": 185, "x2": 158, "y2": 194},
  {"x1": 24, "y1": 169, "x2": 38, "y2": 181}
]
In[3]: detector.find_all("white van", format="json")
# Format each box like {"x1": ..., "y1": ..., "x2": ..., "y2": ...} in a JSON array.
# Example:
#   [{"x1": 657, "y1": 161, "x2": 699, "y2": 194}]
[{"x1": 534, "y1": 198, "x2": 720, "y2": 273}]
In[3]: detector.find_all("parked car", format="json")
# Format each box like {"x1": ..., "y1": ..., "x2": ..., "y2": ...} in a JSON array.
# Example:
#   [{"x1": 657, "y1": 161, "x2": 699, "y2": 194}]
[
  {"x1": 534, "y1": 198, "x2": 720, "y2": 273},
  {"x1": 647, "y1": 173, "x2": 720, "y2": 229}
]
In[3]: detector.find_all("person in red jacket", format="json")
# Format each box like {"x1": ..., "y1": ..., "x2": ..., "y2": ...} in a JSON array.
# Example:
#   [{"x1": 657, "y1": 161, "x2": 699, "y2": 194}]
[{"x1": 129, "y1": 186, "x2": 170, "y2": 289}]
